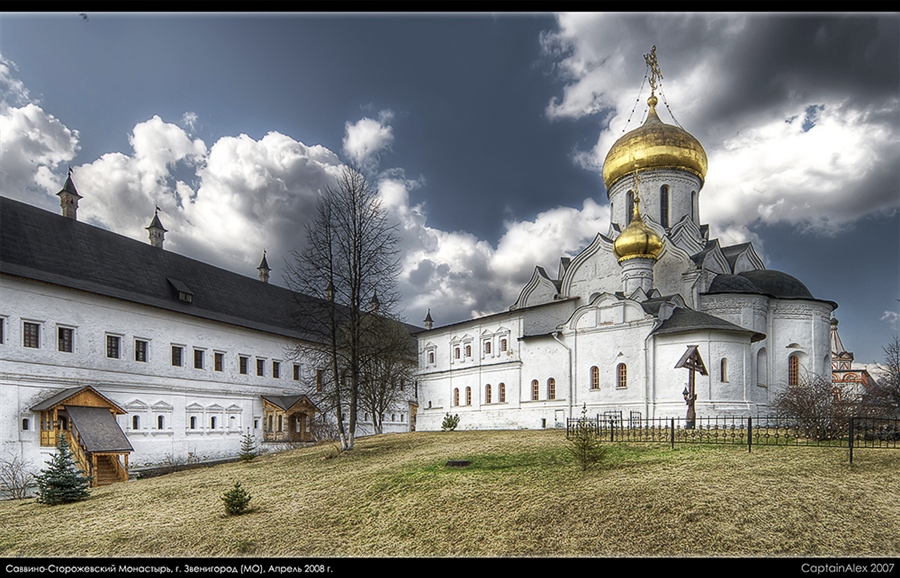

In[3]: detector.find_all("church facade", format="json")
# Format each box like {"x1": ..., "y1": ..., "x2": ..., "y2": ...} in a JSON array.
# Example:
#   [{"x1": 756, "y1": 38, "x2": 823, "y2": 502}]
[
  {"x1": 1, "y1": 178, "x2": 416, "y2": 485},
  {"x1": 415, "y1": 59, "x2": 837, "y2": 431}
]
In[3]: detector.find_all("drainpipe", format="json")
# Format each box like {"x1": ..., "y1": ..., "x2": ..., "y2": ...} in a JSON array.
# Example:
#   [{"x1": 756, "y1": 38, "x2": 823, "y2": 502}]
[{"x1": 551, "y1": 331, "x2": 574, "y2": 421}]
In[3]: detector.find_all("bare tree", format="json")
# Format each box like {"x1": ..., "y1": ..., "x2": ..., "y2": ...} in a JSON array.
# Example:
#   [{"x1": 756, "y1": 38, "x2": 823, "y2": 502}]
[
  {"x1": 284, "y1": 166, "x2": 401, "y2": 451},
  {"x1": 863, "y1": 335, "x2": 900, "y2": 417},
  {"x1": 773, "y1": 374, "x2": 856, "y2": 440},
  {"x1": 357, "y1": 314, "x2": 417, "y2": 435},
  {"x1": 0, "y1": 454, "x2": 35, "y2": 500}
]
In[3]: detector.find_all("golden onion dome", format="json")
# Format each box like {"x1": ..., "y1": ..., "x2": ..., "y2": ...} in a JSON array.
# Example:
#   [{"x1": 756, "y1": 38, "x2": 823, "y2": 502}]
[
  {"x1": 602, "y1": 95, "x2": 708, "y2": 191},
  {"x1": 613, "y1": 195, "x2": 663, "y2": 263}
]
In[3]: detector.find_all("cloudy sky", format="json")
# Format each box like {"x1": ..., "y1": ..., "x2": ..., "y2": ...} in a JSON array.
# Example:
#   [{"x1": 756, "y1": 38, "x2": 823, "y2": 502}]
[{"x1": 1, "y1": 12, "x2": 898, "y2": 365}]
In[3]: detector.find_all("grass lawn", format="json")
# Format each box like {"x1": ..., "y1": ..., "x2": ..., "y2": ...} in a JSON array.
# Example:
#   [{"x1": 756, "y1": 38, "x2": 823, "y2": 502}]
[{"x1": 0, "y1": 430, "x2": 897, "y2": 557}]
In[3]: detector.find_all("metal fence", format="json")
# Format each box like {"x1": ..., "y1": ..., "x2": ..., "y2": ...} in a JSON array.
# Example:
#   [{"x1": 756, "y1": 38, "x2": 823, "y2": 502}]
[{"x1": 566, "y1": 414, "x2": 900, "y2": 463}]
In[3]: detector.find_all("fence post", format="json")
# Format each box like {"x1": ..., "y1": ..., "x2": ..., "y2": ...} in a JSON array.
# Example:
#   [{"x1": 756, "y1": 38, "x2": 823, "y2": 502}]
[
  {"x1": 849, "y1": 416, "x2": 854, "y2": 465},
  {"x1": 748, "y1": 416, "x2": 752, "y2": 454},
  {"x1": 670, "y1": 417, "x2": 675, "y2": 450}
]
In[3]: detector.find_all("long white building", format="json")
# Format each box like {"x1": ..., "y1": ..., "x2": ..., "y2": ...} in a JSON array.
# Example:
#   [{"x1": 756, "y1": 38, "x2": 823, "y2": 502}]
[
  {"x1": 415, "y1": 59, "x2": 837, "y2": 431},
  {"x1": 1, "y1": 179, "x2": 415, "y2": 485}
]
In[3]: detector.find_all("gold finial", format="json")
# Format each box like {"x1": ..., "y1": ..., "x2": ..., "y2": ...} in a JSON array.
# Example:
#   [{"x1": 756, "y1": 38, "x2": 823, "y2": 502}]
[
  {"x1": 644, "y1": 45, "x2": 662, "y2": 98},
  {"x1": 632, "y1": 172, "x2": 643, "y2": 220}
]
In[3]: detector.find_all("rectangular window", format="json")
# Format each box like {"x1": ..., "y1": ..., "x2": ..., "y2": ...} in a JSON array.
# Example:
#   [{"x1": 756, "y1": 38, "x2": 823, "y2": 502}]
[
  {"x1": 293, "y1": 364, "x2": 301, "y2": 381},
  {"x1": 272, "y1": 361, "x2": 281, "y2": 379},
  {"x1": 239, "y1": 356, "x2": 249, "y2": 375},
  {"x1": 194, "y1": 349, "x2": 204, "y2": 369},
  {"x1": 23, "y1": 322, "x2": 40, "y2": 348},
  {"x1": 316, "y1": 369, "x2": 324, "y2": 392},
  {"x1": 106, "y1": 335, "x2": 121, "y2": 359},
  {"x1": 135, "y1": 339, "x2": 148, "y2": 362},
  {"x1": 172, "y1": 345, "x2": 183, "y2": 367},
  {"x1": 0, "y1": 318, "x2": 4, "y2": 344},
  {"x1": 58, "y1": 327, "x2": 74, "y2": 353},
  {"x1": 256, "y1": 359, "x2": 265, "y2": 377},
  {"x1": 214, "y1": 352, "x2": 224, "y2": 372}
]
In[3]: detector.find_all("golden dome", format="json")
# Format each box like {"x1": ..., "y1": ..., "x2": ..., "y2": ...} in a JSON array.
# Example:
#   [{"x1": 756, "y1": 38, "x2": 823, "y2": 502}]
[
  {"x1": 613, "y1": 195, "x2": 663, "y2": 262},
  {"x1": 602, "y1": 96, "x2": 708, "y2": 190}
]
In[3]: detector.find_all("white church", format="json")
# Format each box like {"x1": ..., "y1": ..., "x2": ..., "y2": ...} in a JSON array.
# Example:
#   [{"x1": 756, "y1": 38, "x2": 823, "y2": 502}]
[{"x1": 414, "y1": 50, "x2": 837, "y2": 431}]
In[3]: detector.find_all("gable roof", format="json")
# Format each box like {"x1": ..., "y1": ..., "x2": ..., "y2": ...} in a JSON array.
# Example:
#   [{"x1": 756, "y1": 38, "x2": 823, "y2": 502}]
[
  {"x1": 260, "y1": 394, "x2": 320, "y2": 412},
  {"x1": 30, "y1": 386, "x2": 126, "y2": 414},
  {"x1": 651, "y1": 308, "x2": 765, "y2": 342},
  {"x1": 1, "y1": 196, "x2": 333, "y2": 342},
  {"x1": 65, "y1": 405, "x2": 134, "y2": 453}
]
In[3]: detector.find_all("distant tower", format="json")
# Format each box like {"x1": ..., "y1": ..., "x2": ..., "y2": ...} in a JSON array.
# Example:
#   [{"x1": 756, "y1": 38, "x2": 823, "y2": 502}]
[
  {"x1": 257, "y1": 250, "x2": 271, "y2": 283},
  {"x1": 613, "y1": 182, "x2": 662, "y2": 295},
  {"x1": 368, "y1": 291, "x2": 380, "y2": 313},
  {"x1": 57, "y1": 168, "x2": 83, "y2": 220},
  {"x1": 830, "y1": 317, "x2": 853, "y2": 371},
  {"x1": 424, "y1": 309, "x2": 434, "y2": 330},
  {"x1": 146, "y1": 207, "x2": 167, "y2": 249}
]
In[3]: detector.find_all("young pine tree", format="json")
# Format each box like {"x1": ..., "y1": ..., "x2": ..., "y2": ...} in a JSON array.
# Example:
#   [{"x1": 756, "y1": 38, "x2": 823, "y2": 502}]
[
  {"x1": 35, "y1": 436, "x2": 91, "y2": 505},
  {"x1": 222, "y1": 481, "x2": 252, "y2": 516},
  {"x1": 239, "y1": 429, "x2": 258, "y2": 462}
]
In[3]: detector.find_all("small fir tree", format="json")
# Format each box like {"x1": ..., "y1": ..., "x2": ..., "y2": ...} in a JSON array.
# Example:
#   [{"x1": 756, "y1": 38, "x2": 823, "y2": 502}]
[
  {"x1": 567, "y1": 403, "x2": 607, "y2": 472},
  {"x1": 34, "y1": 436, "x2": 91, "y2": 505},
  {"x1": 239, "y1": 429, "x2": 258, "y2": 462},
  {"x1": 222, "y1": 481, "x2": 252, "y2": 516},
  {"x1": 441, "y1": 413, "x2": 460, "y2": 432}
]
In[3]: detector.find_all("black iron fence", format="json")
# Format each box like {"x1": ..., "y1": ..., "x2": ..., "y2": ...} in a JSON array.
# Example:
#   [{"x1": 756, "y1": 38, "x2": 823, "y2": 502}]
[{"x1": 566, "y1": 414, "x2": 900, "y2": 463}]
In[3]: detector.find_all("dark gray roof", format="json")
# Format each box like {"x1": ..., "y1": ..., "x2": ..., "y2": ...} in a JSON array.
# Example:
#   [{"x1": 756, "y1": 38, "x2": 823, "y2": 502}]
[
  {"x1": 30, "y1": 386, "x2": 125, "y2": 413},
  {"x1": 652, "y1": 308, "x2": 765, "y2": 342},
  {"x1": 65, "y1": 405, "x2": 133, "y2": 453},
  {"x1": 1, "y1": 196, "x2": 335, "y2": 342},
  {"x1": 720, "y1": 242, "x2": 750, "y2": 270},
  {"x1": 147, "y1": 212, "x2": 167, "y2": 232},
  {"x1": 707, "y1": 273, "x2": 763, "y2": 295},
  {"x1": 261, "y1": 394, "x2": 319, "y2": 412},
  {"x1": 57, "y1": 174, "x2": 82, "y2": 199},
  {"x1": 738, "y1": 269, "x2": 815, "y2": 300}
]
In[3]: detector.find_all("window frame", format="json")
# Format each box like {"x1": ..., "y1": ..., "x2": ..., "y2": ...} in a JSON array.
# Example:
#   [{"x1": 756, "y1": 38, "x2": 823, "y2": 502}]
[
  {"x1": 590, "y1": 366, "x2": 600, "y2": 390},
  {"x1": 617, "y1": 363, "x2": 628, "y2": 389},
  {"x1": 23, "y1": 321, "x2": 41, "y2": 349},
  {"x1": 547, "y1": 378, "x2": 556, "y2": 400},
  {"x1": 531, "y1": 379, "x2": 539, "y2": 401},
  {"x1": 194, "y1": 348, "x2": 205, "y2": 370},
  {"x1": 214, "y1": 351, "x2": 225, "y2": 372},
  {"x1": 106, "y1": 334, "x2": 122, "y2": 359},
  {"x1": 171, "y1": 345, "x2": 184, "y2": 367},
  {"x1": 58, "y1": 326, "x2": 74, "y2": 353},
  {"x1": 134, "y1": 338, "x2": 149, "y2": 362},
  {"x1": 239, "y1": 355, "x2": 249, "y2": 375}
]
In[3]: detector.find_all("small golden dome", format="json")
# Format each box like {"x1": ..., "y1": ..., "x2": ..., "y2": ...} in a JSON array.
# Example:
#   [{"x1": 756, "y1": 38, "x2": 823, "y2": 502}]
[
  {"x1": 602, "y1": 96, "x2": 708, "y2": 191},
  {"x1": 613, "y1": 195, "x2": 663, "y2": 262}
]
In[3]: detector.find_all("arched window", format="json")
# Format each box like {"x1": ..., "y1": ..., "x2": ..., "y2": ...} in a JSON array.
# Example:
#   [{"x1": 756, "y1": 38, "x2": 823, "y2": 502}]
[
  {"x1": 720, "y1": 358, "x2": 728, "y2": 383},
  {"x1": 454, "y1": 347, "x2": 460, "y2": 359},
  {"x1": 617, "y1": 364, "x2": 627, "y2": 388},
  {"x1": 190, "y1": 416, "x2": 197, "y2": 430},
  {"x1": 484, "y1": 341, "x2": 491, "y2": 355},
  {"x1": 454, "y1": 388, "x2": 460, "y2": 407},
  {"x1": 500, "y1": 338, "x2": 508, "y2": 352},
  {"x1": 157, "y1": 415, "x2": 165, "y2": 430},
  {"x1": 789, "y1": 355, "x2": 800, "y2": 386},
  {"x1": 485, "y1": 384, "x2": 492, "y2": 404},
  {"x1": 590, "y1": 366, "x2": 600, "y2": 390},
  {"x1": 498, "y1": 383, "x2": 506, "y2": 403},
  {"x1": 428, "y1": 351, "x2": 434, "y2": 364},
  {"x1": 465, "y1": 386, "x2": 472, "y2": 406},
  {"x1": 547, "y1": 378, "x2": 556, "y2": 400},
  {"x1": 626, "y1": 190, "x2": 635, "y2": 225},
  {"x1": 531, "y1": 379, "x2": 539, "y2": 401},
  {"x1": 757, "y1": 348, "x2": 768, "y2": 387},
  {"x1": 267, "y1": 415, "x2": 273, "y2": 431},
  {"x1": 465, "y1": 345, "x2": 472, "y2": 358},
  {"x1": 277, "y1": 415, "x2": 283, "y2": 431},
  {"x1": 660, "y1": 185, "x2": 669, "y2": 228},
  {"x1": 132, "y1": 415, "x2": 140, "y2": 430},
  {"x1": 210, "y1": 416, "x2": 217, "y2": 430}
]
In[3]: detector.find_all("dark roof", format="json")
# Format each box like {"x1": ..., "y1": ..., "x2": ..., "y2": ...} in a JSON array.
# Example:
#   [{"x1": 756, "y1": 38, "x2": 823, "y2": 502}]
[
  {"x1": 65, "y1": 405, "x2": 133, "y2": 453},
  {"x1": 652, "y1": 308, "x2": 765, "y2": 342},
  {"x1": 260, "y1": 394, "x2": 319, "y2": 412},
  {"x1": 707, "y1": 273, "x2": 763, "y2": 295},
  {"x1": 147, "y1": 212, "x2": 167, "y2": 232},
  {"x1": 737, "y1": 269, "x2": 815, "y2": 300},
  {"x1": 1, "y1": 196, "x2": 334, "y2": 342},
  {"x1": 720, "y1": 242, "x2": 751, "y2": 270},
  {"x1": 57, "y1": 174, "x2": 82, "y2": 199}
]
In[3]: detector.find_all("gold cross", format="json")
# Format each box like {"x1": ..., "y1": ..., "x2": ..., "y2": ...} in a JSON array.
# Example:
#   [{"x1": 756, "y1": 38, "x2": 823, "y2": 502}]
[{"x1": 644, "y1": 45, "x2": 663, "y2": 97}]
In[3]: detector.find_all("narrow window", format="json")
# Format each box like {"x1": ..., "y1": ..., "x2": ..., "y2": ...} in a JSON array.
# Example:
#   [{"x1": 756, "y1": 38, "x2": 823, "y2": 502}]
[
  {"x1": 132, "y1": 415, "x2": 140, "y2": 430},
  {"x1": 660, "y1": 185, "x2": 669, "y2": 228},
  {"x1": 364, "y1": 413, "x2": 369, "y2": 421},
  {"x1": 485, "y1": 384, "x2": 492, "y2": 404},
  {"x1": 253, "y1": 419, "x2": 259, "y2": 429},
  {"x1": 465, "y1": 386, "x2": 472, "y2": 406},
  {"x1": 267, "y1": 415, "x2": 273, "y2": 431},
  {"x1": 720, "y1": 358, "x2": 728, "y2": 383},
  {"x1": 272, "y1": 361, "x2": 280, "y2": 379},
  {"x1": 591, "y1": 366, "x2": 600, "y2": 390},
  {"x1": 498, "y1": 382, "x2": 506, "y2": 403},
  {"x1": 293, "y1": 364, "x2": 301, "y2": 380},
  {"x1": 194, "y1": 349, "x2": 204, "y2": 369},
  {"x1": 157, "y1": 415, "x2": 164, "y2": 430},
  {"x1": 22, "y1": 418, "x2": 30, "y2": 431},
  {"x1": 617, "y1": 363, "x2": 628, "y2": 388},
  {"x1": 190, "y1": 416, "x2": 197, "y2": 430},
  {"x1": 484, "y1": 341, "x2": 491, "y2": 355},
  {"x1": 316, "y1": 369, "x2": 324, "y2": 392},
  {"x1": 391, "y1": 414, "x2": 396, "y2": 422},
  {"x1": 500, "y1": 338, "x2": 508, "y2": 352},
  {"x1": 400, "y1": 414, "x2": 404, "y2": 422},
  {"x1": 277, "y1": 415, "x2": 283, "y2": 432},
  {"x1": 172, "y1": 346, "x2": 183, "y2": 367},
  {"x1": 106, "y1": 335, "x2": 120, "y2": 359},
  {"x1": 428, "y1": 351, "x2": 435, "y2": 364},
  {"x1": 531, "y1": 379, "x2": 539, "y2": 401},
  {"x1": 23, "y1": 322, "x2": 40, "y2": 348},
  {"x1": 210, "y1": 416, "x2": 217, "y2": 430},
  {"x1": 135, "y1": 339, "x2": 148, "y2": 362},
  {"x1": 454, "y1": 388, "x2": 460, "y2": 406},
  {"x1": 0, "y1": 318, "x2": 4, "y2": 344},
  {"x1": 239, "y1": 356, "x2": 249, "y2": 374},
  {"x1": 58, "y1": 327, "x2": 74, "y2": 353},
  {"x1": 691, "y1": 191, "x2": 697, "y2": 221},
  {"x1": 789, "y1": 355, "x2": 800, "y2": 386},
  {"x1": 256, "y1": 359, "x2": 265, "y2": 376},
  {"x1": 214, "y1": 352, "x2": 224, "y2": 372},
  {"x1": 548, "y1": 378, "x2": 556, "y2": 400},
  {"x1": 465, "y1": 345, "x2": 472, "y2": 358},
  {"x1": 626, "y1": 190, "x2": 634, "y2": 225}
]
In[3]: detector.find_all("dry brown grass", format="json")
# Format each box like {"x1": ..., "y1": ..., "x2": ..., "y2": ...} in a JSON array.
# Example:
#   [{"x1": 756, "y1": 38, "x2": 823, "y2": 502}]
[{"x1": 1, "y1": 430, "x2": 897, "y2": 557}]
